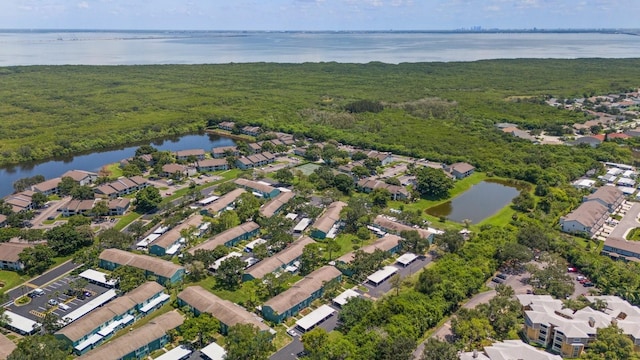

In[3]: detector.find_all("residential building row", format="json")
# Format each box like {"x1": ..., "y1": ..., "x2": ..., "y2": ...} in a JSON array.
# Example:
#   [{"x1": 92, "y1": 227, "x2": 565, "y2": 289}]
[
  {"x1": 560, "y1": 186, "x2": 625, "y2": 237},
  {"x1": 98, "y1": 248, "x2": 186, "y2": 285}
]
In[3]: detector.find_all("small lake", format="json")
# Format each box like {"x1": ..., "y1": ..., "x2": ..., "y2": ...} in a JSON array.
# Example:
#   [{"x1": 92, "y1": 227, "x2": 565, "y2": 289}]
[
  {"x1": 426, "y1": 180, "x2": 521, "y2": 224},
  {"x1": 0, "y1": 133, "x2": 235, "y2": 198}
]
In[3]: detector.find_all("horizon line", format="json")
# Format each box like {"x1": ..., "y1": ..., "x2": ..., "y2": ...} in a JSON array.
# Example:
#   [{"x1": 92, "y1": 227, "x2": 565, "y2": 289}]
[{"x1": 0, "y1": 27, "x2": 639, "y2": 32}]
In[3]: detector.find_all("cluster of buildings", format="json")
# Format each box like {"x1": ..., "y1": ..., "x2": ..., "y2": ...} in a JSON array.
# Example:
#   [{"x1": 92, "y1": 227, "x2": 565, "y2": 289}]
[{"x1": 559, "y1": 186, "x2": 625, "y2": 238}]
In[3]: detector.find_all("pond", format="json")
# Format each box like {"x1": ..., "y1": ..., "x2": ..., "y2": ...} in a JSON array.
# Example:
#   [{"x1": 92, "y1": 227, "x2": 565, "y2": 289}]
[
  {"x1": 0, "y1": 133, "x2": 235, "y2": 198},
  {"x1": 426, "y1": 180, "x2": 521, "y2": 224}
]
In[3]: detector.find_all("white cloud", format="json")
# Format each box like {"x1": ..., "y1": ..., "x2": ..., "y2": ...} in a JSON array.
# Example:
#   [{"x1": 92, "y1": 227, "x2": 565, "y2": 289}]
[{"x1": 77, "y1": 1, "x2": 89, "y2": 9}]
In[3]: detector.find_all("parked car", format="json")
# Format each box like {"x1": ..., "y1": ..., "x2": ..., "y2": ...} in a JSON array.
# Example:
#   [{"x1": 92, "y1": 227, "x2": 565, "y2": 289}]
[
  {"x1": 58, "y1": 303, "x2": 70, "y2": 311},
  {"x1": 583, "y1": 282, "x2": 595, "y2": 287},
  {"x1": 567, "y1": 267, "x2": 578, "y2": 273},
  {"x1": 491, "y1": 277, "x2": 504, "y2": 284},
  {"x1": 48, "y1": 299, "x2": 58, "y2": 306},
  {"x1": 287, "y1": 329, "x2": 299, "y2": 337},
  {"x1": 497, "y1": 273, "x2": 508, "y2": 280},
  {"x1": 576, "y1": 275, "x2": 586, "y2": 281}
]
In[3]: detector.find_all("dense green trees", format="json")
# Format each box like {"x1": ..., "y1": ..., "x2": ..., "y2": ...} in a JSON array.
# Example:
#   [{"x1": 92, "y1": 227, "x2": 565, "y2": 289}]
[
  {"x1": 415, "y1": 167, "x2": 454, "y2": 199},
  {"x1": 178, "y1": 313, "x2": 220, "y2": 348},
  {"x1": 19, "y1": 244, "x2": 55, "y2": 276},
  {"x1": 225, "y1": 324, "x2": 275, "y2": 360},
  {"x1": 135, "y1": 186, "x2": 162, "y2": 213},
  {"x1": 8, "y1": 335, "x2": 69, "y2": 360},
  {"x1": 108, "y1": 265, "x2": 148, "y2": 293},
  {"x1": 420, "y1": 338, "x2": 459, "y2": 360},
  {"x1": 215, "y1": 257, "x2": 245, "y2": 290}
]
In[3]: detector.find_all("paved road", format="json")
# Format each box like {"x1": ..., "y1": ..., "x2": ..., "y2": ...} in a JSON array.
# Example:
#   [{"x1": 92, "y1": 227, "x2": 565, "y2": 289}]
[
  {"x1": 4, "y1": 261, "x2": 80, "y2": 302},
  {"x1": 270, "y1": 308, "x2": 340, "y2": 360},
  {"x1": 31, "y1": 196, "x2": 71, "y2": 229},
  {"x1": 364, "y1": 255, "x2": 432, "y2": 299},
  {"x1": 413, "y1": 269, "x2": 532, "y2": 359},
  {"x1": 609, "y1": 202, "x2": 640, "y2": 239}
]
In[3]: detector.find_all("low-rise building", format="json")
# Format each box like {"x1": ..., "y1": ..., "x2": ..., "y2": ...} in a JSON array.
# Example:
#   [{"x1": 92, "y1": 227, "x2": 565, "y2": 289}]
[
  {"x1": 217, "y1": 121, "x2": 235, "y2": 131},
  {"x1": 177, "y1": 286, "x2": 272, "y2": 334},
  {"x1": 310, "y1": 201, "x2": 347, "y2": 239},
  {"x1": 336, "y1": 234, "x2": 402, "y2": 275},
  {"x1": 259, "y1": 191, "x2": 295, "y2": 218},
  {"x1": 518, "y1": 294, "x2": 640, "y2": 358},
  {"x1": 94, "y1": 176, "x2": 149, "y2": 199},
  {"x1": 31, "y1": 177, "x2": 62, "y2": 195},
  {"x1": 175, "y1": 149, "x2": 206, "y2": 161},
  {"x1": 0, "y1": 242, "x2": 33, "y2": 271},
  {"x1": 459, "y1": 340, "x2": 562, "y2": 360},
  {"x1": 261, "y1": 266, "x2": 342, "y2": 323},
  {"x1": 235, "y1": 152, "x2": 275, "y2": 170},
  {"x1": 0, "y1": 333, "x2": 17, "y2": 360},
  {"x1": 602, "y1": 237, "x2": 640, "y2": 262},
  {"x1": 197, "y1": 158, "x2": 229, "y2": 172},
  {"x1": 444, "y1": 162, "x2": 475, "y2": 179},
  {"x1": 201, "y1": 188, "x2": 246, "y2": 216},
  {"x1": 78, "y1": 310, "x2": 184, "y2": 360},
  {"x1": 61, "y1": 170, "x2": 99, "y2": 186},
  {"x1": 211, "y1": 146, "x2": 239, "y2": 158},
  {"x1": 583, "y1": 186, "x2": 625, "y2": 212},
  {"x1": 241, "y1": 126, "x2": 261, "y2": 137},
  {"x1": 55, "y1": 282, "x2": 169, "y2": 355},
  {"x1": 149, "y1": 215, "x2": 206, "y2": 256},
  {"x1": 3, "y1": 190, "x2": 35, "y2": 212},
  {"x1": 243, "y1": 236, "x2": 315, "y2": 281},
  {"x1": 366, "y1": 150, "x2": 394, "y2": 166},
  {"x1": 99, "y1": 248, "x2": 185, "y2": 285},
  {"x1": 234, "y1": 178, "x2": 280, "y2": 199},
  {"x1": 356, "y1": 177, "x2": 410, "y2": 200},
  {"x1": 560, "y1": 201, "x2": 609, "y2": 237},
  {"x1": 161, "y1": 163, "x2": 188, "y2": 178},
  {"x1": 188, "y1": 221, "x2": 260, "y2": 255},
  {"x1": 373, "y1": 215, "x2": 435, "y2": 243}
]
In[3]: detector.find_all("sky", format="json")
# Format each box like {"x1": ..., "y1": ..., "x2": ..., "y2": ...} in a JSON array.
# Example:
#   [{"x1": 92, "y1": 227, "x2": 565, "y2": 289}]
[{"x1": 0, "y1": 0, "x2": 638, "y2": 31}]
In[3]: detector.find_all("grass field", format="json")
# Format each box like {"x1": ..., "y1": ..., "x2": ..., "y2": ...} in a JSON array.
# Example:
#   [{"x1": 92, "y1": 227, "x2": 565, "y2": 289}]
[{"x1": 0, "y1": 271, "x2": 28, "y2": 294}]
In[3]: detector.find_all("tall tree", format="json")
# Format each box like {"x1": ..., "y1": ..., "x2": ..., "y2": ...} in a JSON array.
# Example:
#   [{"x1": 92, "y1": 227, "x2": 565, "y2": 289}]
[
  {"x1": 434, "y1": 230, "x2": 465, "y2": 254},
  {"x1": 215, "y1": 256, "x2": 245, "y2": 290},
  {"x1": 19, "y1": 244, "x2": 55, "y2": 276},
  {"x1": 108, "y1": 265, "x2": 147, "y2": 293},
  {"x1": 338, "y1": 297, "x2": 374, "y2": 332},
  {"x1": 582, "y1": 324, "x2": 640, "y2": 360},
  {"x1": 178, "y1": 313, "x2": 220, "y2": 348},
  {"x1": 300, "y1": 243, "x2": 324, "y2": 275},
  {"x1": 302, "y1": 327, "x2": 329, "y2": 360},
  {"x1": 415, "y1": 167, "x2": 454, "y2": 199},
  {"x1": 8, "y1": 335, "x2": 69, "y2": 360},
  {"x1": 135, "y1": 186, "x2": 162, "y2": 213},
  {"x1": 400, "y1": 229, "x2": 430, "y2": 254},
  {"x1": 225, "y1": 324, "x2": 275, "y2": 360},
  {"x1": 421, "y1": 338, "x2": 459, "y2": 360}
]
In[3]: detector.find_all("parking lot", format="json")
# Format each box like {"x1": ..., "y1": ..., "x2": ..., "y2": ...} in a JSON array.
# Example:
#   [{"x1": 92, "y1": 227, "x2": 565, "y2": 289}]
[
  {"x1": 361, "y1": 255, "x2": 432, "y2": 299},
  {"x1": 6, "y1": 275, "x2": 110, "y2": 323}
]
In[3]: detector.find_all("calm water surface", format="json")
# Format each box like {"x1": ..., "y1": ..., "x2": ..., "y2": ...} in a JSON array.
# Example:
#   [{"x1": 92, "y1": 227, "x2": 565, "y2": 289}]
[
  {"x1": 1, "y1": 31, "x2": 640, "y2": 65},
  {"x1": 426, "y1": 180, "x2": 520, "y2": 223},
  {"x1": 0, "y1": 134, "x2": 234, "y2": 198}
]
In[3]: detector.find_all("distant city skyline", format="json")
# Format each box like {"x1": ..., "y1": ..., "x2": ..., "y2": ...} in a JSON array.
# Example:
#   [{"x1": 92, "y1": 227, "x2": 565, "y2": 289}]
[{"x1": 1, "y1": 0, "x2": 638, "y2": 31}]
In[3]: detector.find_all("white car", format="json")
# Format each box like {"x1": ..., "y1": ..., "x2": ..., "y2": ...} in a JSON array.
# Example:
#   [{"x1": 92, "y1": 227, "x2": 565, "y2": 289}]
[
  {"x1": 48, "y1": 299, "x2": 58, "y2": 306},
  {"x1": 287, "y1": 329, "x2": 299, "y2": 337}
]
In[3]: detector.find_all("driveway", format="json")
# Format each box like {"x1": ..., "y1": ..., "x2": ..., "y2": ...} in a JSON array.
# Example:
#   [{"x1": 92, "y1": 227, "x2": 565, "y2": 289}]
[
  {"x1": 362, "y1": 255, "x2": 432, "y2": 299},
  {"x1": 31, "y1": 196, "x2": 71, "y2": 229},
  {"x1": 3, "y1": 261, "x2": 81, "y2": 304},
  {"x1": 608, "y1": 202, "x2": 640, "y2": 239},
  {"x1": 413, "y1": 269, "x2": 532, "y2": 359},
  {"x1": 270, "y1": 309, "x2": 340, "y2": 360}
]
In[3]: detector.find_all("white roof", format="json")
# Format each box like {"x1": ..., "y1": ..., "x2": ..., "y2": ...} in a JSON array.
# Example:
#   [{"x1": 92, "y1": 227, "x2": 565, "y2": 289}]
[
  {"x1": 367, "y1": 266, "x2": 398, "y2": 284},
  {"x1": 245, "y1": 238, "x2": 267, "y2": 251},
  {"x1": 295, "y1": 304, "x2": 336, "y2": 331},
  {"x1": 79, "y1": 269, "x2": 118, "y2": 287},
  {"x1": 140, "y1": 293, "x2": 171, "y2": 313},
  {"x1": 210, "y1": 252, "x2": 243, "y2": 271},
  {"x1": 326, "y1": 224, "x2": 340, "y2": 239},
  {"x1": 4, "y1": 310, "x2": 40, "y2": 333},
  {"x1": 333, "y1": 289, "x2": 360, "y2": 307},
  {"x1": 155, "y1": 345, "x2": 192, "y2": 360},
  {"x1": 396, "y1": 253, "x2": 418, "y2": 266},
  {"x1": 293, "y1": 218, "x2": 311, "y2": 232},
  {"x1": 165, "y1": 243, "x2": 181, "y2": 255},
  {"x1": 618, "y1": 186, "x2": 636, "y2": 195},
  {"x1": 198, "y1": 196, "x2": 220, "y2": 206},
  {"x1": 63, "y1": 289, "x2": 118, "y2": 323},
  {"x1": 285, "y1": 213, "x2": 298, "y2": 220},
  {"x1": 200, "y1": 341, "x2": 227, "y2": 360},
  {"x1": 75, "y1": 333, "x2": 103, "y2": 352},
  {"x1": 137, "y1": 233, "x2": 160, "y2": 247},
  {"x1": 154, "y1": 226, "x2": 170, "y2": 234},
  {"x1": 97, "y1": 314, "x2": 134, "y2": 337}
]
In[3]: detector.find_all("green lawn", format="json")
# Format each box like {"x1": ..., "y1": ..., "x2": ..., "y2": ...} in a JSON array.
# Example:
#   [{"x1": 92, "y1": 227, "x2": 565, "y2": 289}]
[
  {"x1": 161, "y1": 169, "x2": 242, "y2": 204},
  {"x1": 114, "y1": 212, "x2": 142, "y2": 231},
  {"x1": 105, "y1": 162, "x2": 124, "y2": 178},
  {"x1": 0, "y1": 271, "x2": 28, "y2": 294},
  {"x1": 327, "y1": 233, "x2": 363, "y2": 260}
]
